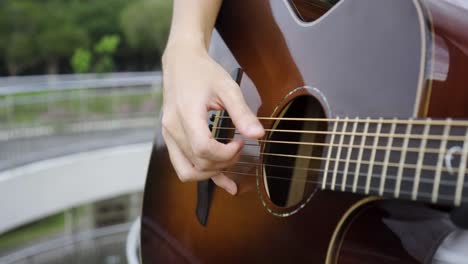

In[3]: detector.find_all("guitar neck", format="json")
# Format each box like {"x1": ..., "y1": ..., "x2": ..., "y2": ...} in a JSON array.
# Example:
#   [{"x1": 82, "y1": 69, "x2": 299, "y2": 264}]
[{"x1": 320, "y1": 118, "x2": 468, "y2": 206}]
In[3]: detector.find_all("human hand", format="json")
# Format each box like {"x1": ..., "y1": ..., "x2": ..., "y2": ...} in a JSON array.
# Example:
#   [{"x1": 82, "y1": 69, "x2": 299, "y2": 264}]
[{"x1": 161, "y1": 45, "x2": 264, "y2": 195}]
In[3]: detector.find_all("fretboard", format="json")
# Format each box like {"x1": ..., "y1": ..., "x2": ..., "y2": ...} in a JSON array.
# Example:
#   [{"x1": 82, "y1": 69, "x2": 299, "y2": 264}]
[{"x1": 320, "y1": 118, "x2": 468, "y2": 206}]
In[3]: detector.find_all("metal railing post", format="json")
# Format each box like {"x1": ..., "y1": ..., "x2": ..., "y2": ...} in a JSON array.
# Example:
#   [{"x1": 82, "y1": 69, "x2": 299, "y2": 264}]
[{"x1": 6, "y1": 95, "x2": 13, "y2": 128}]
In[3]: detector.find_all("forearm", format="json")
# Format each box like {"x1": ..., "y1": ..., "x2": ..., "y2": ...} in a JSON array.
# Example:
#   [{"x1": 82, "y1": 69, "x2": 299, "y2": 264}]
[
  {"x1": 160, "y1": 0, "x2": 263, "y2": 195},
  {"x1": 166, "y1": 0, "x2": 222, "y2": 52}
]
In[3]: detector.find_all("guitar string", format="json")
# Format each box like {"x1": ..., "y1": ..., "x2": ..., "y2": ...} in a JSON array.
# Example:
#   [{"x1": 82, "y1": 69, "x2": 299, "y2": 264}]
[
  {"x1": 217, "y1": 116, "x2": 468, "y2": 126},
  {"x1": 212, "y1": 126, "x2": 466, "y2": 141},
  {"x1": 214, "y1": 137, "x2": 463, "y2": 156},
  {"x1": 214, "y1": 134, "x2": 467, "y2": 174},
  {"x1": 223, "y1": 169, "x2": 456, "y2": 198},
  {"x1": 230, "y1": 160, "x2": 459, "y2": 186},
  {"x1": 212, "y1": 126, "x2": 467, "y2": 174},
  {"x1": 231, "y1": 151, "x2": 467, "y2": 174},
  {"x1": 210, "y1": 117, "x2": 467, "y2": 192},
  {"x1": 222, "y1": 170, "x2": 466, "y2": 203}
]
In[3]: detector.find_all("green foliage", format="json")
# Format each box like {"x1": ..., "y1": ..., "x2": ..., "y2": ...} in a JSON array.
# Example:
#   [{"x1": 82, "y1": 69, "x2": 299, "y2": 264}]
[
  {"x1": 93, "y1": 35, "x2": 120, "y2": 73},
  {"x1": 71, "y1": 35, "x2": 121, "y2": 74},
  {"x1": 35, "y1": 1, "x2": 89, "y2": 63},
  {"x1": 1, "y1": 1, "x2": 42, "y2": 75},
  {"x1": 39, "y1": 27, "x2": 89, "y2": 73},
  {"x1": 0, "y1": 213, "x2": 65, "y2": 252},
  {"x1": 71, "y1": 0, "x2": 129, "y2": 43},
  {"x1": 71, "y1": 48, "x2": 92, "y2": 73},
  {"x1": 0, "y1": 0, "x2": 90, "y2": 74},
  {"x1": 120, "y1": 0, "x2": 172, "y2": 54},
  {"x1": 94, "y1": 35, "x2": 120, "y2": 55},
  {"x1": 5, "y1": 33, "x2": 38, "y2": 75},
  {"x1": 0, "y1": 0, "x2": 173, "y2": 75},
  {"x1": 95, "y1": 57, "x2": 115, "y2": 73}
]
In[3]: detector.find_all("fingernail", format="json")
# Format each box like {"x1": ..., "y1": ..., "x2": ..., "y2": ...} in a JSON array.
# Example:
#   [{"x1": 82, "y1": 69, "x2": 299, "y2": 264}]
[
  {"x1": 228, "y1": 182, "x2": 238, "y2": 195},
  {"x1": 247, "y1": 123, "x2": 263, "y2": 135}
]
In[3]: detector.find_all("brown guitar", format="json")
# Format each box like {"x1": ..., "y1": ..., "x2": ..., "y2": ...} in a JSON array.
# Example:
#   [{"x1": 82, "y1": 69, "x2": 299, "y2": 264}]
[{"x1": 141, "y1": 0, "x2": 468, "y2": 263}]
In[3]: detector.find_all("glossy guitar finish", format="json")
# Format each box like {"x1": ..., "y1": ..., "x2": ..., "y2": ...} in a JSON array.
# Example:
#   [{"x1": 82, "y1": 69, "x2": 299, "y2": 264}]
[{"x1": 141, "y1": 0, "x2": 468, "y2": 263}]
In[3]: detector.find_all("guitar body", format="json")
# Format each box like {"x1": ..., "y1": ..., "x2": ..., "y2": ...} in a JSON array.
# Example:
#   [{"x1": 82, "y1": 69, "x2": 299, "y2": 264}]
[{"x1": 141, "y1": 0, "x2": 468, "y2": 263}]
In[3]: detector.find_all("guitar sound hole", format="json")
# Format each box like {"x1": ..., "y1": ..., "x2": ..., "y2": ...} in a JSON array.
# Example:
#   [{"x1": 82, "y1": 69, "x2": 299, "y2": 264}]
[
  {"x1": 263, "y1": 95, "x2": 327, "y2": 209},
  {"x1": 289, "y1": 0, "x2": 340, "y2": 22}
]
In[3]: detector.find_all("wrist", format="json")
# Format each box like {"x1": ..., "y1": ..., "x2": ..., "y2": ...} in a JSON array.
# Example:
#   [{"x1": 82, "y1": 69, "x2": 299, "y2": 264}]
[
  {"x1": 166, "y1": 30, "x2": 207, "y2": 50},
  {"x1": 163, "y1": 38, "x2": 208, "y2": 66}
]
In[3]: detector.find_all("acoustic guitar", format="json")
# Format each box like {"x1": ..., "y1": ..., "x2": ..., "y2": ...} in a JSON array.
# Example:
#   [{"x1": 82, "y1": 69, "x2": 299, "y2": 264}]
[{"x1": 141, "y1": 0, "x2": 468, "y2": 263}]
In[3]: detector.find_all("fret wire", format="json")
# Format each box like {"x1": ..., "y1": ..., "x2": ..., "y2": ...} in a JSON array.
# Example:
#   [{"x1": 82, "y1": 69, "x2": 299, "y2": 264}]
[
  {"x1": 245, "y1": 152, "x2": 466, "y2": 174},
  {"x1": 322, "y1": 119, "x2": 339, "y2": 190},
  {"x1": 412, "y1": 121, "x2": 431, "y2": 200},
  {"x1": 342, "y1": 118, "x2": 358, "y2": 192},
  {"x1": 379, "y1": 119, "x2": 397, "y2": 196},
  {"x1": 218, "y1": 116, "x2": 468, "y2": 126},
  {"x1": 235, "y1": 160, "x2": 458, "y2": 186},
  {"x1": 395, "y1": 122, "x2": 413, "y2": 198},
  {"x1": 353, "y1": 118, "x2": 370, "y2": 192},
  {"x1": 454, "y1": 129, "x2": 468, "y2": 206},
  {"x1": 365, "y1": 118, "x2": 382, "y2": 194},
  {"x1": 224, "y1": 135, "x2": 467, "y2": 174},
  {"x1": 215, "y1": 116, "x2": 468, "y2": 203},
  {"x1": 432, "y1": 119, "x2": 452, "y2": 203},
  {"x1": 215, "y1": 126, "x2": 465, "y2": 141},
  {"x1": 331, "y1": 117, "x2": 348, "y2": 191},
  {"x1": 224, "y1": 170, "x2": 466, "y2": 204}
]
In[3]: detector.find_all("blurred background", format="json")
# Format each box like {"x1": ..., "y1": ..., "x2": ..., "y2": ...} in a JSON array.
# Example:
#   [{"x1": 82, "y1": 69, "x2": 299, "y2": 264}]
[{"x1": 0, "y1": 0, "x2": 171, "y2": 263}]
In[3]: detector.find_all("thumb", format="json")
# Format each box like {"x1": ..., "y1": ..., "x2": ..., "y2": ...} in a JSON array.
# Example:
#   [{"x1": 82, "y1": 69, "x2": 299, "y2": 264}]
[{"x1": 218, "y1": 79, "x2": 264, "y2": 139}]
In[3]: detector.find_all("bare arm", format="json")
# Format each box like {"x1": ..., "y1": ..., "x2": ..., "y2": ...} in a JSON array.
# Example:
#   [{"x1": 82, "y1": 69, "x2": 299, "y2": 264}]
[
  {"x1": 166, "y1": 0, "x2": 222, "y2": 51},
  {"x1": 161, "y1": 0, "x2": 264, "y2": 195}
]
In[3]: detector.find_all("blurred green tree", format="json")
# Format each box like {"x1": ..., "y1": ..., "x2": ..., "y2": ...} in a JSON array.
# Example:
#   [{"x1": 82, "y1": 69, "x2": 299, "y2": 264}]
[
  {"x1": 0, "y1": 0, "x2": 90, "y2": 75},
  {"x1": 95, "y1": 35, "x2": 120, "y2": 55},
  {"x1": 0, "y1": 0, "x2": 172, "y2": 75},
  {"x1": 120, "y1": 0, "x2": 172, "y2": 68},
  {"x1": 71, "y1": 0, "x2": 128, "y2": 43},
  {"x1": 1, "y1": 1, "x2": 41, "y2": 75},
  {"x1": 71, "y1": 48, "x2": 92, "y2": 73},
  {"x1": 6, "y1": 33, "x2": 38, "y2": 75},
  {"x1": 94, "y1": 35, "x2": 120, "y2": 73},
  {"x1": 38, "y1": 27, "x2": 89, "y2": 74},
  {"x1": 37, "y1": 1, "x2": 89, "y2": 74}
]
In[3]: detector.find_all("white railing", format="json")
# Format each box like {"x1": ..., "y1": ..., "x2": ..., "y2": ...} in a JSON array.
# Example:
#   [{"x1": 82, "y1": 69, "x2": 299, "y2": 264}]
[
  {"x1": 0, "y1": 72, "x2": 161, "y2": 170},
  {"x1": 0, "y1": 72, "x2": 161, "y2": 130},
  {"x1": 0, "y1": 72, "x2": 161, "y2": 95}
]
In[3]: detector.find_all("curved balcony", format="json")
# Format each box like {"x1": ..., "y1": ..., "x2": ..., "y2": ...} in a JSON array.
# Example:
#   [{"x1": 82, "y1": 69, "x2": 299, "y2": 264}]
[{"x1": 0, "y1": 72, "x2": 160, "y2": 263}]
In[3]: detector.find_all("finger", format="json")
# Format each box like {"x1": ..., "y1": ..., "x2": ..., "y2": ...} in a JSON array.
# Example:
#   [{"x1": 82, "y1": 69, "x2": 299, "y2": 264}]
[
  {"x1": 182, "y1": 106, "x2": 244, "y2": 162},
  {"x1": 164, "y1": 130, "x2": 220, "y2": 182},
  {"x1": 166, "y1": 114, "x2": 242, "y2": 171},
  {"x1": 169, "y1": 120, "x2": 243, "y2": 171},
  {"x1": 217, "y1": 79, "x2": 264, "y2": 139},
  {"x1": 192, "y1": 138, "x2": 243, "y2": 171},
  {"x1": 212, "y1": 173, "x2": 238, "y2": 195}
]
